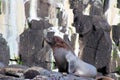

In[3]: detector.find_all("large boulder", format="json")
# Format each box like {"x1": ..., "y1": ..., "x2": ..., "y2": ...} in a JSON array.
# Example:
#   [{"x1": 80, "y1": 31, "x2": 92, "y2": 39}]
[
  {"x1": 70, "y1": 0, "x2": 112, "y2": 75},
  {"x1": 19, "y1": 20, "x2": 52, "y2": 69},
  {"x1": 73, "y1": 14, "x2": 112, "y2": 75},
  {"x1": 0, "y1": 33, "x2": 10, "y2": 66}
]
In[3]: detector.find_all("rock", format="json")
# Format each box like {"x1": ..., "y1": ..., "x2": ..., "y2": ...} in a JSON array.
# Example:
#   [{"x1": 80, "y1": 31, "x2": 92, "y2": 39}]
[
  {"x1": 33, "y1": 75, "x2": 95, "y2": 80},
  {"x1": 70, "y1": 0, "x2": 112, "y2": 75},
  {"x1": 0, "y1": 33, "x2": 10, "y2": 66},
  {"x1": 96, "y1": 76, "x2": 114, "y2": 80},
  {"x1": 19, "y1": 28, "x2": 52, "y2": 69},
  {"x1": 24, "y1": 0, "x2": 50, "y2": 19},
  {"x1": 2, "y1": 65, "x2": 28, "y2": 78},
  {"x1": 64, "y1": 74, "x2": 95, "y2": 80},
  {"x1": 33, "y1": 75, "x2": 49, "y2": 80},
  {"x1": 20, "y1": 29, "x2": 43, "y2": 66},
  {"x1": 0, "y1": 68, "x2": 5, "y2": 75},
  {"x1": 19, "y1": 19, "x2": 52, "y2": 69},
  {"x1": 71, "y1": 33, "x2": 79, "y2": 56},
  {"x1": 29, "y1": 20, "x2": 52, "y2": 30},
  {"x1": 103, "y1": 0, "x2": 109, "y2": 13},
  {"x1": 112, "y1": 25, "x2": 120, "y2": 46},
  {"x1": 63, "y1": 34, "x2": 72, "y2": 46},
  {"x1": 0, "y1": 65, "x2": 28, "y2": 80},
  {"x1": 24, "y1": 0, "x2": 30, "y2": 18},
  {"x1": 24, "y1": 0, "x2": 57, "y2": 25},
  {"x1": 73, "y1": 14, "x2": 93, "y2": 36},
  {"x1": 108, "y1": 73, "x2": 120, "y2": 80},
  {"x1": 5, "y1": 64, "x2": 28, "y2": 69},
  {"x1": 37, "y1": 0, "x2": 50, "y2": 18},
  {"x1": 0, "y1": 74, "x2": 23, "y2": 80},
  {"x1": 24, "y1": 69, "x2": 40, "y2": 79},
  {"x1": 57, "y1": 11, "x2": 63, "y2": 26},
  {"x1": 90, "y1": 0, "x2": 104, "y2": 16},
  {"x1": 49, "y1": 71, "x2": 63, "y2": 80},
  {"x1": 0, "y1": 62, "x2": 5, "y2": 68},
  {"x1": 92, "y1": 16, "x2": 111, "y2": 32},
  {"x1": 73, "y1": 13, "x2": 112, "y2": 75},
  {"x1": 24, "y1": 66, "x2": 51, "y2": 79}
]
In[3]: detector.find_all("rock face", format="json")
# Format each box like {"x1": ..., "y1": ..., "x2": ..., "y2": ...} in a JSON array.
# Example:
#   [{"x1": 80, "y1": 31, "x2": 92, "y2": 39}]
[
  {"x1": 76, "y1": 14, "x2": 112, "y2": 75},
  {"x1": 19, "y1": 0, "x2": 54, "y2": 69},
  {"x1": 19, "y1": 20, "x2": 52, "y2": 69},
  {"x1": 0, "y1": 33, "x2": 10, "y2": 66},
  {"x1": 70, "y1": 0, "x2": 112, "y2": 75}
]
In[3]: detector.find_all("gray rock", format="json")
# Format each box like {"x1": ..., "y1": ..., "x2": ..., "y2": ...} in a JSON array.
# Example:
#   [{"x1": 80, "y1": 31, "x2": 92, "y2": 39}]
[
  {"x1": 24, "y1": 66, "x2": 51, "y2": 79},
  {"x1": 0, "y1": 65, "x2": 28, "y2": 80},
  {"x1": 64, "y1": 74, "x2": 95, "y2": 80},
  {"x1": 73, "y1": 15, "x2": 93, "y2": 36},
  {"x1": 21, "y1": 0, "x2": 54, "y2": 69},
  {"x1": 0, "y1": 74, "x2": 24, "y2": 80},
  {"x1": 1, "y1": 65, "x2": 28, "y2": 78},
  {"x1": 24, "y1": 0, "x2": 30, "y2": 18},
  {"x1": 29, "y1": 20, "x2": 52, "y2": 30},
  {"x1": 33, "y1": 75, "x2": 49, "y2": 80},
  {"x1": 19, "y1": 28, "x2": 52, "y2": 69},
  {"x1": 0, "y1": 33, "x2": 10, "y2": 66},
  {"x1": 37, "y1": 0, "x2": 50, "y2": 18},
  {"x1": 90, "y1": 0, "x2": 104, "y2": 16},
  {"x1": 24, "y1": 0, "x2": 50, "y2": 19},
  {"x1": 0, "y1": 62, "x2": 5, "y2": 68},
  {"x1": 73, "y1": 14, "x2": 112, "y2": 75}
]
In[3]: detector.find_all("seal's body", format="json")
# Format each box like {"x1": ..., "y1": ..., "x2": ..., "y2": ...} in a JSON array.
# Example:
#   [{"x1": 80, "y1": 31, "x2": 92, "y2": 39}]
[{"x1": 45, "y1": 36, "x2": 97, "y2": 77}]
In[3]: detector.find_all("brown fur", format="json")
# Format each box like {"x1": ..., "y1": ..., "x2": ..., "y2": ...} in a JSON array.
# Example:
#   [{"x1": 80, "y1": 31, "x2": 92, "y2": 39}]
[{"x1": 46, "y1": 36, "x2": 75, "y2": 54}]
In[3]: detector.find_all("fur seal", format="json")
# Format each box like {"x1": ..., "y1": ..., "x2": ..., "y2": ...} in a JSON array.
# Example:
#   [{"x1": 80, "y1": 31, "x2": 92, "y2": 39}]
[{"x1": 45, "y1": 36, "x2": 97, "y2": 77}]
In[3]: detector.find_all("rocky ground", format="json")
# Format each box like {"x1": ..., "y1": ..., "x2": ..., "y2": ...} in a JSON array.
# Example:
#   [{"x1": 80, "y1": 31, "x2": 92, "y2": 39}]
[{"x1": 0, "y1": 64, "x2": 95, "y2": 80}]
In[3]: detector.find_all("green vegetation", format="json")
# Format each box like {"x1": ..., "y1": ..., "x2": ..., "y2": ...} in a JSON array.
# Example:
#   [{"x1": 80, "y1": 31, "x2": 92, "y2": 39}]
[
  {"x1": 9, "y1": 54, "x2": 23, "y2": 65},
  {"x1": 111, "y1": 41, "x2": 120, "y2": 78},
  {"x1": 14, "y1": 56, "x2": 23, "y2": 65},
  {"x1": 115, "y1": 66, "x2": 120, "y2": 74}
]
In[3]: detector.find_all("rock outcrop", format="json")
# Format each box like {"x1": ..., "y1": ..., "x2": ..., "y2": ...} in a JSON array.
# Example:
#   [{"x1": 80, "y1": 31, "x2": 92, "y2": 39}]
[
  {"x1": 0, "y1": 33, "x2": 10, "y2": 66},
  {"x1": 69, "y1": 0, "x2": 112, "y2": 75},
  {"x1": 19, "y1": 20, "x2": 52, "y2": 69},
  {"x1": 0, "y1": 65, "x2": 96, "y2": 80}
]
